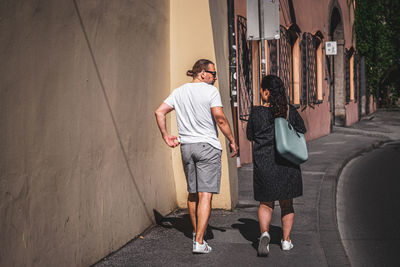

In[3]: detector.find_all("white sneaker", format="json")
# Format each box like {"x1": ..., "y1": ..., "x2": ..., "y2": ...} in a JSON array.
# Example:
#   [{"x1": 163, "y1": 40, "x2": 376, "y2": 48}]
[
  {"x1": 192, "y1": 233, "x2": 196, "y2": 250},
  {"x1": 281, "y1": 239, "x2": 294, "y2": 250},
  {"x1": 258, "y1": 231, "x2": 270, "y2": 256},
  {"x1": 193, "y1": 241, "x2": 212, "y2": 254}
]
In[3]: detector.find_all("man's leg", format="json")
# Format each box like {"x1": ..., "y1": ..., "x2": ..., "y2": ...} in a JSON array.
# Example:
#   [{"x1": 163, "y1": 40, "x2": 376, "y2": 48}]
[
  {"x1": 195, "y1": 192, "x2": 213, "y2": 244},
  {"x1": 181, "y1": 144, "x2": 198, "y2": 234},
  {"x1": 187, "y1": 193, "x2": 198, "y2": 233}
]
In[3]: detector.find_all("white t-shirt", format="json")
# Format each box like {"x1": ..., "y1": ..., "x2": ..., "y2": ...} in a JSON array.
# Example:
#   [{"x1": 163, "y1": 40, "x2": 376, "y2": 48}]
[{"x1": 164, "y1": 82, "x2": 223, "y2": 150}]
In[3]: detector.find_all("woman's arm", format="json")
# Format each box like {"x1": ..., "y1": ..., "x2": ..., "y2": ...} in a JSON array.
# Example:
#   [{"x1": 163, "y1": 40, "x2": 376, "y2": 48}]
[
  {"x1": 246, "y1": 107, "x2": 255, "y2": 141},
  {"x1": 289, "y1": 106, "x2": 306, "y2": 134}
]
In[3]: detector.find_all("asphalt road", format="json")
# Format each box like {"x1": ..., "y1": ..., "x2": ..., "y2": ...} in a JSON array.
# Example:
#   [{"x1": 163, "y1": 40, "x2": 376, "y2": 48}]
[{"x1": 337, "y1": 141, "x2": 400, "y2": 267}]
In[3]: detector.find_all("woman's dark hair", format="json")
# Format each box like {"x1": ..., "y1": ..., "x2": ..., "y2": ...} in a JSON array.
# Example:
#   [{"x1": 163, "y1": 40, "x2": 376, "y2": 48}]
[
  {"x1": 261, "y1": 75, "x2": 288, "y2": 120},
  {"x1": 186, "y1": 59, "x2": 214, "y2": 78}
]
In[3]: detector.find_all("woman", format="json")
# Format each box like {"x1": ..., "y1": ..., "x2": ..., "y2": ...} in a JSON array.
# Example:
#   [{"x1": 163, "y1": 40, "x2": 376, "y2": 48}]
[{"x1": 246, "y1": 75, "x2": 306, "y2": 256}]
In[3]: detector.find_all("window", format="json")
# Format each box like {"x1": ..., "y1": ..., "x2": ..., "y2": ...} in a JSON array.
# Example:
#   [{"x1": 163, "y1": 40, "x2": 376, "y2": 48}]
[
  {"x1": 345, "y1": 48, "x2": 355, "y2": 103},
  {"x1": 278, "y1": 26, "x2": 293, "y2": 102},
  {"x1": 268, "y1": 40, "x2": 278, "y2": 76},
  {"x1": 316, "y1": 38, "x2": 323, "y2": 102},
  {"x1": 236, "y1": 15, "x2": 253, "y2": 121},
  {"x1": 354, "y1": 53, "x2": 358, "y2": 102},
  {"x1": 288, "y1": 24, "x2": 302, "y2": 105},
  {"x1": 300, "y1": 32, "x2": 317, "y2": 106},
  {"x1": 350, "y1": 54, "x2": 355, "y2": 101},
  {"x1": 270, "y1": 25, "x2": 301, "y2": 105},
  {"x1": 292, "y1": 36, "x2": 301, "y2": 105},
  {"x1": 345, "y1": 50, "x2": 350, "y2": 103}
]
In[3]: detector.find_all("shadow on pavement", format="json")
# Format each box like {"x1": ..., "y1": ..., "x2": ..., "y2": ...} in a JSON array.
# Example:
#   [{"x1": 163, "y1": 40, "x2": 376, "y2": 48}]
[
  {"x1": 232, "y1": 218, "x2": 282, "y2": 250},
  {"x1": 153, "y1": 209, "x2": 222, "y2": 241}
]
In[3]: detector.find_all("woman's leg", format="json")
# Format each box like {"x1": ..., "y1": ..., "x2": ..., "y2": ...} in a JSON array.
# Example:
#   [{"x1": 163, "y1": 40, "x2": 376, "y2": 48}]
[
  {"x1": 279, "y1": 199, "x2": 295, "y2": 241},
  {"x1": 258, "y1": 202, "x2": 274, "y2": 233}
]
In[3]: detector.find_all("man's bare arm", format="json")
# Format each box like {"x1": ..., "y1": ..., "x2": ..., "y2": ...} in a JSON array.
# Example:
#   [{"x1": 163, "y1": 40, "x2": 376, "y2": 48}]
[
  {"x1": 155, "y1": 103, "x2": 180, "y2": 147},
  {"x1": 211, "y1": 106, "x2": 238, "y2": 157}
]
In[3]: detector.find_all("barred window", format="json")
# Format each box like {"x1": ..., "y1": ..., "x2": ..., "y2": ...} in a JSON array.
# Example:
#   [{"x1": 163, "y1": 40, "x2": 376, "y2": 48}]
[
  {"x1": 300, "y1": 33, "x2": 318, "y2": 106},
  {"x1": 268, "y1": 26, "x2": 301, "y2": 104},
  {"x1": 268, "y1": 40, "x2": 278, "y2": 76},
  {"x1": 291, "y1": 33, "x2": 301, "y2": 105},
  {"x1": 237, "y1": 15, "x2": 253, "y2": 121},
  {"x1": 345, "y1": 49, "x2": 351, "y2": 103},
  {"x1": 278, "y1": 26, "x2": 292, "y2": 103},
  {"x1": 354, "y1": 53, "x2": 358, "y2": 102},
  {"x1": 316, "y1": 37, "x2": 323, "y2": 102},
  {"x1": 348, "y1": 48, "x2": 356, "y2": 102}
]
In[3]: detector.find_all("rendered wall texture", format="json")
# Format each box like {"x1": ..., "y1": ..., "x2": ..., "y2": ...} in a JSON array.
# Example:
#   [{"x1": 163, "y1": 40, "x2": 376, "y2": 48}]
[
  {"x1": 0, "y1": 0, "x2": 177, "y2": 266},
  {"x1": 209, "y1": 0, "x2": 239, "y2": 209},
  {"x1": 169, "y1": 0, "x2": 237, "y2": 210}
]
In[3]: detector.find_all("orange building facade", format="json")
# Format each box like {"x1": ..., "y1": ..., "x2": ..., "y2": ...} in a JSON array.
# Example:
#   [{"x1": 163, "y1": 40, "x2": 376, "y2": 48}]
[{"x1": 232, "y1": 0, "x2": 375, "y2": 165}]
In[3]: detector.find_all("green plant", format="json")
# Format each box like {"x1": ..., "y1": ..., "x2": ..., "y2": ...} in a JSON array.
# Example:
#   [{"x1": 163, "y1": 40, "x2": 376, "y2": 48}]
[{"x1": 354, "y1": 0, "x2": 400, "y2": 107}]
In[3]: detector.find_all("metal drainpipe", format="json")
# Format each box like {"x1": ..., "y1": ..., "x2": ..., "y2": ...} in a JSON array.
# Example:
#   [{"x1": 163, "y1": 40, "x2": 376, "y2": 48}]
[{"x1": 228, "y1": 0, "x2": 239, "y2": 155}]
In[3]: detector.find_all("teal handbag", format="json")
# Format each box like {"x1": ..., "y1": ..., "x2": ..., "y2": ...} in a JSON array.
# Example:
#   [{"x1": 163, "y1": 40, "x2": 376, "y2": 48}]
[{"x1": 274, "y1": 116, "x2": 308, "y2": 165}]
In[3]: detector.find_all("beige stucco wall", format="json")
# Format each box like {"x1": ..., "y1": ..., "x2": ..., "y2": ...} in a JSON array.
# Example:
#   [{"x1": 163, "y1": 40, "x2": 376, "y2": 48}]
[
  {"x1": 209, "y1": 0, "x2": 239, "y2": 208},
  {"x1": 234, "y1": 0, "x2": 253, "y2": 165},
  {"x1": 170, "y1": 0, "x2": 237, "y2": 210},
  {"x1": 0, "y1": 1, "x2": 177, "y2": 266}
]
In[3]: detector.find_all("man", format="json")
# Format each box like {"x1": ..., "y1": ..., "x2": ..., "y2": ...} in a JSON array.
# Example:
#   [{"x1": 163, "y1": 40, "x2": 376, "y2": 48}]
[{"x1": 155, "y1": 59, "x2": 238, "y2": 254}]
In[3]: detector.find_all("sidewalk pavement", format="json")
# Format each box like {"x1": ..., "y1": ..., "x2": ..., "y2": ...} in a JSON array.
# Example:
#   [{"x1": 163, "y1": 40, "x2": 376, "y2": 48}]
[{"x1": 93, "y1": 110, "x2": 400, "y2": 267}]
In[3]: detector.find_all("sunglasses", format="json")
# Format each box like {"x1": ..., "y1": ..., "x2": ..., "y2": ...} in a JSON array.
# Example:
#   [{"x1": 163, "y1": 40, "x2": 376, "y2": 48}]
[{"x1": 205, "y1": 70, "x2": 217, "y2": 77}]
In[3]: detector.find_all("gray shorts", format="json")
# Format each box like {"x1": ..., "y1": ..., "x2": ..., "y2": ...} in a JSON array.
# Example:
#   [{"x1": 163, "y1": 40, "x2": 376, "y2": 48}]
[{"x1": 180, "y1": 143, "x2": 222, "y2": 194}]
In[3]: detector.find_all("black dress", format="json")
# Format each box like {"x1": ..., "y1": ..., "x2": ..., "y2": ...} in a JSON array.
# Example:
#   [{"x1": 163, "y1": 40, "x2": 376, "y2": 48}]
[{"x1": 246, "y1": 105, "x2": 307, "y2": 202}]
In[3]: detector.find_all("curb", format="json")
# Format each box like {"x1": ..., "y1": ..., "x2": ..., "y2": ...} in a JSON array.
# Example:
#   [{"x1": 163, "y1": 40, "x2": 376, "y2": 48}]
[
  {"x1": 317, "y1": 139, "x2": 388, "y2": 267},
  {"x1": 332, "y1": 126, "x2": 394, "y2": 140},
  {"x1": 236, "y1": 200, "x2": 258, "y2": 208}
]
